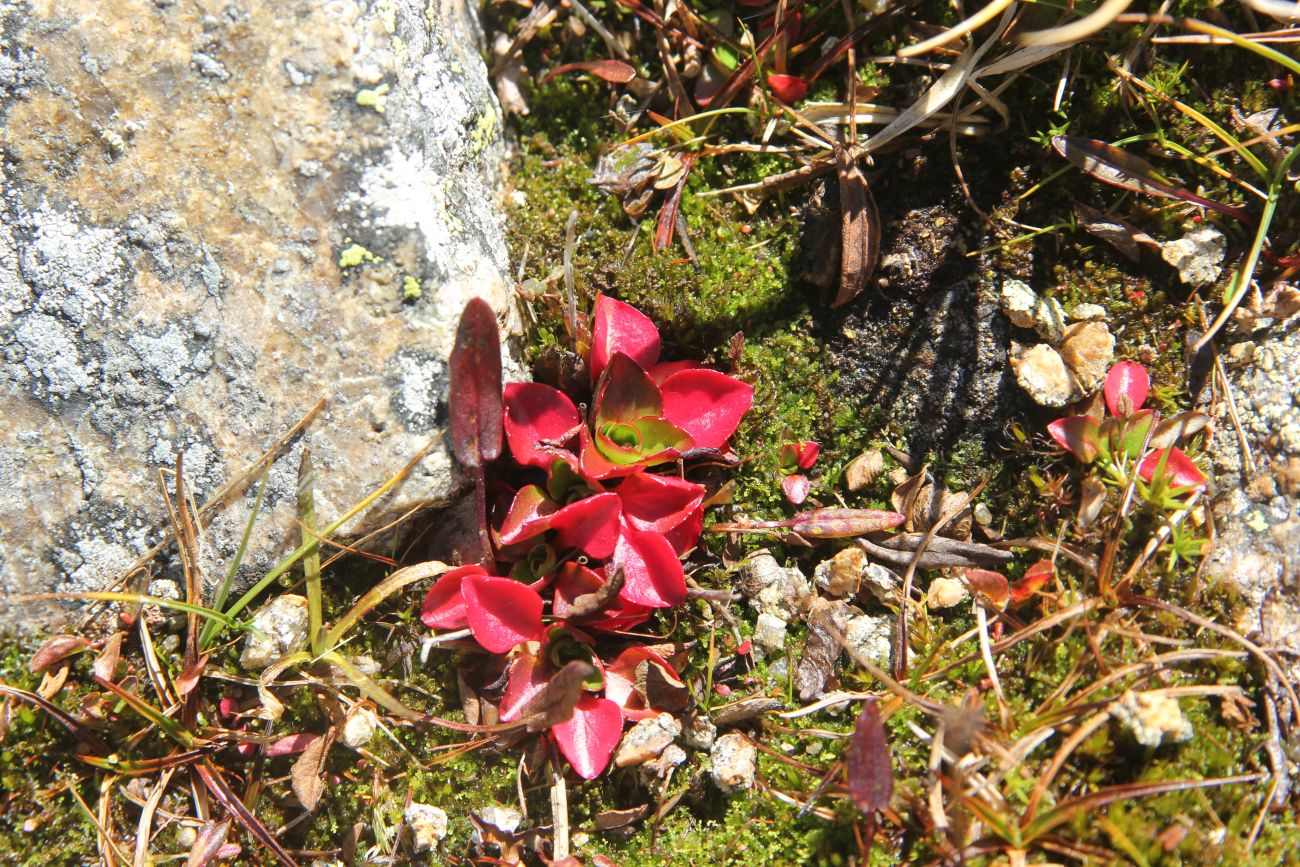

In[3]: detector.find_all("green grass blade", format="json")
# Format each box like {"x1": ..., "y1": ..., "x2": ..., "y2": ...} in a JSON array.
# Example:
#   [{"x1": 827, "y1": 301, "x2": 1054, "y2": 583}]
[
  {"x1": 297, "y1": 449, "x2": 323, "y2": 656},
  {"x1": 200, "y1": 469, "x2": 271, "y2": 649}
]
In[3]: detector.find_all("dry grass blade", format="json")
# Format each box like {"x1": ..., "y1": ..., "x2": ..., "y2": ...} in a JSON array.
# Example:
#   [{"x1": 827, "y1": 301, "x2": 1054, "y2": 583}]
[
  {"x1": 291, "y1": 727, "x2": 336, "y2": 811},
  {"x1": 323, "y1": 560, "x2": 449, "y2": 650},
  {"x1": 1018, "y1": 0, "x2": 1135, "y2": 46},
  {"x1": 135, "y1": 768, "x2": 175, "y2": 867},
  {"x1": 0, "y1": 682, "x2": 108, "y2": 750},
  {"x1": 897, "y1": 0, "x2": 1015, "y2": 58}
]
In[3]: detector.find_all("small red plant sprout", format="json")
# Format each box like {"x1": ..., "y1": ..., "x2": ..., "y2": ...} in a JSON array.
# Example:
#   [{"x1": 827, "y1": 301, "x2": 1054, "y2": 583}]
[
  {"x1": 778, "y1": 439, "x2": 819, "y2": 504},
  {"x1": 767, "y1": 73, "x2": 809, "y2": 102}
]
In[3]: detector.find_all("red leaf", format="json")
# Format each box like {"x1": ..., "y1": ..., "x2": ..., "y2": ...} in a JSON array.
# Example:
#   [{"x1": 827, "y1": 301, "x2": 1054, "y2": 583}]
[
  {"x1": 661, "y1": 506, "x2": 704, "y2": 555},
  {"x1": 659, "y1": 368, "x2": 754, "y2": 450},
  {"x1": 578, "y1": 425, "x2": 653, "y2": 481},
  {"x1": 650, "y1": 360, "x2": 699, "y2": 385},
  {"x1": 498, "y1": 485, "x2": 559, "y2": 548},
  {"x1": 1010, "y1": 560, "x2": 1055, "y2": 606},
  {"x1": 845, "y1": 699, "x2": 893, "y2": 814},
  {"x1": 795, "y1": 441, "x2": 820, "y2": 470},
  {"x1": 499, "y1": 653, "x2": 553, "y2": 722},
  {"x1": 591, "y1": 295, "x2": 660, "y2": 384},
  {"x1": 1138, "y1": 447, "x2": 1206, "y2": 490},
  {"x1": 595, "y1": 353, "x2": 664, "y2": 424},
  {"x1": 1104, "y1": 361, "x2": 1150, "y2": 417},
  {"x1": 547, "y1": 493, "x2": 622, "y2": 558},
  {"x1": 552, "y1": 695, "x2": 623, "y2": 779},
  {"x1": 604, "y1": 646, "x2": 681, "y2": 720},
  {"x1": 613, "y1": 518, "x2": 687, "y2": 608},
  {"x1": 449, "y1": 298, "x2": 503, "y2": 467},
  {"x1": 1047, "y1": 415, "x2": 1102, "y2": 463},
  {"x1": 461, "y1": 575, "x2": 545, "y2": 653},
  {"x1": 767, "y1": 73, "x2": 808, "y2": 102},
  {"x1": 552, "y1": 563, "x2": 651, "y2": 631},
  {"x1": 542, "y1": 59, "x2": 637, "y2": 85},
  {"x1": 615, "y1": 473, "x2": 706, "y2": 533},
  {"x1": 503, "y1": 382, "x2": 581, "y2": 468},
  {"x1": 420, "y1": 565, "x2": 484, "y2": 630},
  {"x1": 962, "y1": 568, "x2": 1009, "y2": 607},
  {"x1": 782, "y1": 473, "x2": 811, "y2": 505}
]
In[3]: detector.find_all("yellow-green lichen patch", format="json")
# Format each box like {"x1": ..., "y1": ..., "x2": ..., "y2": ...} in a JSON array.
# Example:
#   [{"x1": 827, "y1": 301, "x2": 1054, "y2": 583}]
[
  {"x1": 356, "y1": 83, "x2": 391, "y2": 114},
  {"x1": 338, "y1": 240, "x2": 382, "y2": 269},
  {"x1": 401, "y1": 274, "x2": 422, "y2": 300}
]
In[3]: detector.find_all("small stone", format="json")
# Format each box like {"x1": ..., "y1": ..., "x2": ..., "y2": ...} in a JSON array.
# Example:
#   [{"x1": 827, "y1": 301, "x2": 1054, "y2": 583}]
[
  {"x1": 973, "y1": 502, "x2": 993, "y2": 526},
  {"x1": 471, "y1": 805, "x2": 523, "y2": 846},
  {"x1": 860, "y1": 562, "x2": 901, "y2": 603},
  {"x1": 1070, "y1": 303, "x2": 1106, "y2": 322},
  {"x1": 680, "y1": 715, "x2": 717, "y2": 751},
  {"x1": 176, "y1": 825, "x2": 197, "y2": 847},
  {"x1": 240, "y1": 595, "x2": 309, "y2": 670},
  {"x1": 710, "y1": 733, "x2": 757, "y2": 794},
  {"x1": 813, "y1": 547, "x2": 866, "y2": 598},
  {"x1": 1059, "y1": 321, "x2": 1115, "y2": 392},
  {"x1": 642, "y1": 744, "x2": 687, "y2": 777},
  {"x1": 1000, "y1": 279, "x2": 1040, "y2": 330},
  {"x1": 405, "y1": 803, "x2": 449, "y2": 853},
  {"x1": 844, "y1": 449, "x2": 885, "y2": 491},
  {"x1": 1113, "y1": 690, "x2": 1193, "y2": 747},
  {"x1": 753, "y1": 563, "x2": 810, "y2": 620},
  {"x1": 614, "y1": 712, "x2": 681, "y2": 768},
  {"x1": 148, "y1": 578, "x2": 181, "y2": 600},
  {"x1": 1010, "y1": 343, "x2": 1075, "y2": 407},
  {"x1": 927, "y1": 577, "x2": 969, "y2": 609},
  {"x1": 752, "y1": 612, "x2": 789, "y2": 654},
  {"x1": 1032, "y1": 295, "x2": 1068, "y2": 344},
  {"x1": 1162, "y1": 225, "x2": 1227, "y2": 285},
  {"x1": 340, "y1": 705, "x2": 378, "y2": 748},
  {"x1": 736, "y1": 552, "x2": 783, "y2": 598},
  {"x1": 843, "y1": 615, "x2": 892, "y2": 667}
]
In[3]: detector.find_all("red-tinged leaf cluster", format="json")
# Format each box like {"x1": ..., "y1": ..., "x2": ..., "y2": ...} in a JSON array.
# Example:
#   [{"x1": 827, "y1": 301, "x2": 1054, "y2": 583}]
[
  {"x1": 424, "y1": 294, "x2": 752, "y2": 779},
  {"x1": 845, "y1": 699, "x2": 893, "y2": 815},
  {"x1": 1046, "y1": 360, "x2": 1207, "y2": 505}
]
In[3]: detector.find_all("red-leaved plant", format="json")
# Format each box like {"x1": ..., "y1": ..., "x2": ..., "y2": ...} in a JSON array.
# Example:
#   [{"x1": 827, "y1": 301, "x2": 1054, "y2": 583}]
[
  {"x1": 425, "y1": 294, "x2": 753, "y2": 779},
  {"x1": 1046, "y1": 360, "x2": 1209, "y2": 516}
]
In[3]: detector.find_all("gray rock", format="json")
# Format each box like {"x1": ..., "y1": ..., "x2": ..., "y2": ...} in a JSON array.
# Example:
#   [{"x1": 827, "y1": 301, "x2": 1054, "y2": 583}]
[
  {"x1": 813, "y1": 547, "x2": 866, "y2": 598},
  {"x1": 614, "y1": 712, "x2": 681, "y2": 768},
  {"x1": 340, "y1": 704, "x2": 378, "y2": 748},
  {"x1": 1069, "y1": 303, "x2": 1107, "y2": 322},
  {"x1": 471, "y1": 804, "x2": 523, "y2": 845},
  {"x1": 405, "y1": 803, "x2": 449, "y2": 853},
  {"x1": 999, "y1": 279, "x2": 1039, "y2": 330},
  {"x1": 752, "y1": 612, "x2": 788, "y2": 654},
  {"x1": 710, "y1": 732, "x2": 757, "y2": 794},
  {"x1": 1206, "y1": 327, "x2": 1300, "y2": 684},
  {"x1": 860, "y1": 562, "x2": 901, "y2": 603},
  {"x1": 843, "y1": 614, "x2": 892, "y2": 667},
  {"x1": 680, "y1": 715, "x2": 717, "y2": 751},
  {"x1": 1113, "y1": 690, "x2": 1193, "y2": 747},
  {"x1": 240, "y1": 594, "x2": 309, "y2": 670},
  {"x1": 1162, "y1": 226, "x2": 1227, "y2": 285},
  {"x1": 0, "y1": 0, "x2": 519, "y2": 628},
  {"x1": 1058, "y1": 321, "x2": 1114, "y2": 393}
]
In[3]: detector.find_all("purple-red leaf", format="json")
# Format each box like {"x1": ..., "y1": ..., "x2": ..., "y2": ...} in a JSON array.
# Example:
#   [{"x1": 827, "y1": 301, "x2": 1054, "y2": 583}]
[
  {"x1": 185, "y1": 819, "x2": 231, "y2": 867},
  {"x1": 591, "y1": 295, "x2": 661, "y2": 384},
  {"x1": 782, "y1": 473, "x2": 811, "y2": 505},
  {"x1": 961, "y1": 568, "x2": 1009, "y2": 607},
  {"x1": 542, "y1": 59, "x2": 638, "y2": 85},
  {"x1": 265, "y1": 733, "x2": 320, "y2": 757},
  {"x1": 498, "y1": 485, "x2": 559, "y2": 548},
  {"x1": 1104, "y1": 361, "x2": 1151, "y2": 417},
  {"x1": 29, "y1": 634, "x2": 88, "y2": 673},
  {"x1": 503, "y1": 382, "x2": 581, "y2": 468},
  {"x1": 615, "y1": 472, "x2": 706, "y2": 533},
  {"x1": 1047, "y1": 415, "x2": 1102, "y2": 463},
  {"x1": 659, "y1": 368, "x2": 753, "y2": 451},
  {"x1": 604, "y1": 646, "x2": 682, "y2": 721},
  {"x1": 552, "y1": 695, "x2": 623, "y2": 780},
  {"x1": 845, "y1": 699, "x2": 893, "y2": 814},
  {"x1": 420, "y1": 565, "x2": 484, "y2": 630},
  {"x1": 613, "y1": 518, "x2": 687, "y2": 608},
  {"x1": 449, "y1": 298, "x2": 503, "y2": 467},
  {"x1": 461, "y1": 574, "x2": 544, "y2": 653},
  {"x1": 1138, "y1": 447, "x2": 1206, "y2": 490}
]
